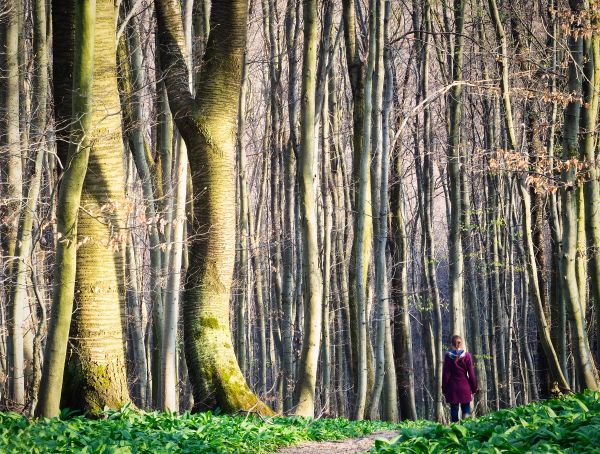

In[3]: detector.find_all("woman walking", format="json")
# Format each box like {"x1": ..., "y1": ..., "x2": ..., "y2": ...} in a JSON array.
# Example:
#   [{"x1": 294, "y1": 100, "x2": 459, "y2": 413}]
[{"x1": 442, "y1": 335, "x2": 478, "y2": 422}]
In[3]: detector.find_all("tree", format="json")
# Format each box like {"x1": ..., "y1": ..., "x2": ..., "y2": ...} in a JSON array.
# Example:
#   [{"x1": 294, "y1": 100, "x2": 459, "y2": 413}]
[
  {"x1": 155, "y1": 0, "x2": 273, "y2": 414},
  {"x1": 293, "y1": 0, "x2": 323, "y2": 418},
  {"x1": 3, "y1": 0, "x2": 23, "y2": 408},
  {"x1": 446, "y1": 0, "x2": 466, "y2": 341},
  {"x1": 36, "y1": 0, "x2": 95, "y2": 418},
  {"x1": 560, "y1": 0, "x2": 599, "y2": 390},
  {"x1": 58, "y1": 0, "x2": 131, "y2": 412}
]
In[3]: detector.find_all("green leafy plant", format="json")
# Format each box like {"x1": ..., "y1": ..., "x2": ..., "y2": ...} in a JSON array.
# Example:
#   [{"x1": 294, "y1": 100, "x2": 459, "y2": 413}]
[
  {"x1": 0, "y1": 407, "x2": 394, "y2": 453},
  {"x1": 2, "y1": 392, "x2": 597, "y2": 453},
  {"x1": 372, "y1": 391, "x2": 600, "y2": 453}
]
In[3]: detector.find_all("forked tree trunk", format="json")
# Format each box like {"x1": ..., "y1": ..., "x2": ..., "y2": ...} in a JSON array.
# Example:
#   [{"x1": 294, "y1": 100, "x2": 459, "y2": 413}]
[
  {"x1": 342, "y1": 0, "x2": 371, "y2": 412},
  {"x1": 156, "y1": 0, "x2": 273, "y2": 414}
]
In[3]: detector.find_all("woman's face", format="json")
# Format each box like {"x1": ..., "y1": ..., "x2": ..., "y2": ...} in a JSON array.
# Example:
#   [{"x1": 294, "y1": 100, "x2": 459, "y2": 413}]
[{"x1": 453, "y1": 338, "x2": 462, "y2": 349}]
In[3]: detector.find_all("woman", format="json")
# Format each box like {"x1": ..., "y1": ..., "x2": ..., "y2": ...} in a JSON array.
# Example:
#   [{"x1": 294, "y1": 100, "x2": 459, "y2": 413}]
[{"x1": 442, "y1": 335, "x2": 478, "y2": 423}]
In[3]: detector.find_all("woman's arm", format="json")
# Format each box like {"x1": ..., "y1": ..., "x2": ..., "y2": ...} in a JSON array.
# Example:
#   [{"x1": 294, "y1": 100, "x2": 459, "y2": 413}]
[
  {"x1": 467, "y1": 353, "x2": 478, "y2": 393},
  {"x1": 442, "y1": 354, "x2": 450, "y2": 395}
]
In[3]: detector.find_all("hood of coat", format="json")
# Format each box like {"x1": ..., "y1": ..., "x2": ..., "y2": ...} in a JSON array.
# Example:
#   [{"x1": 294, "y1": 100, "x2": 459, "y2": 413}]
[{"x1": 446, "y1": 349, "x2": 466, "y2": 361}]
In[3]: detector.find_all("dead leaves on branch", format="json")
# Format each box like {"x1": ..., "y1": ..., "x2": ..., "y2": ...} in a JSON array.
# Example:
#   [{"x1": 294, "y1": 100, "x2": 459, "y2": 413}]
[
  {"x1": 488, "y1": 148, "x2": 595, "y2": 194},
  {"x1": 555, "y1": 2, "x2": 600, "y2": 39}
]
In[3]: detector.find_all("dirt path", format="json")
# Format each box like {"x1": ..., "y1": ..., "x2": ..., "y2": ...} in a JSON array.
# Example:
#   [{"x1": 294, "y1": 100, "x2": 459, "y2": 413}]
[{"x1": 275, "y1": 431, "x2": 398, "y2": 454}]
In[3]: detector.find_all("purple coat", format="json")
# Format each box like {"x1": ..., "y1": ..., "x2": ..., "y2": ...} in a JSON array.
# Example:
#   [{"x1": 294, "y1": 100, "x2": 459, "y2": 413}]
[{"x1": 442, "y1": 351, "x2": 477, "y2": 404}]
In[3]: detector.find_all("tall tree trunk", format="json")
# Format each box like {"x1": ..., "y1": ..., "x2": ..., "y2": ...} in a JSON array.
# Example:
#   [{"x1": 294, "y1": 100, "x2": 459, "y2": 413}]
[
  {"x1": 419, "y1": 0, "x2": 443, "y2": 421},
  {"x1": 281, "y1": 0, "x2": 300, "y2": 414},
  {"x1": 367, "y1": 0, "x2": 386, "y2": 420},
  {"x1": 294, "y1": 0, "x2": 322, "y2": 417},
  {"x1": 582, "y1": 9, "x2": 600, "y2": 332},
  {"x1": 155, "y1": 0, "x2": 273, "y2": 414},
  {"x1": 36, "y1": 0, "x2": 95, "y2": 418},
  {"x1": 162, "y1": 140, "x2": 187, "y2": 411},
  {"x1": 390, "y1": 147, "x2": 416, "y2": 420},
  {"x1": 235, "y1": 58, "x2": 249, "y2": 376},
  {"x1": 561, "y1": 0, "x2": 599, "y2": 390},
  {"x1": 461, "y1": 163, "x2": 488, "y2": 413},
  {"x1": 342, "y1": 0, "x2": 369, "y2": 410},
  {"x1": 248, "y1": 129, "x2": 269, "y2": 396},
  {"x1": 61, "y1": 0, "x2": 131, "y2": 412},
  {"x1": 153, "y1": 82, "x2": 171, "y2": 408},
  {"x1": 447, "y1": 0, "x2": 466, "y2": 339},
  {"x1": 350, "y1": 0, "x2": 377, "y2": 421},
  {"x1": 321, "y1": 77, "x2": 333, "y2": 417},
  {"x1": 4, "y1": 0, "x2": 24, "y2": 408},
  {"x1": 380, "y1": 0, "x2": 397, "y2": 422}
]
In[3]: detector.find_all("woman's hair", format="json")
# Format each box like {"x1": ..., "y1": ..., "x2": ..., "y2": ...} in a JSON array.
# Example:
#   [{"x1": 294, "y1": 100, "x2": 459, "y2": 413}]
[{"x1": 450, "y1": 335, "x2": 462, "y2": 362}]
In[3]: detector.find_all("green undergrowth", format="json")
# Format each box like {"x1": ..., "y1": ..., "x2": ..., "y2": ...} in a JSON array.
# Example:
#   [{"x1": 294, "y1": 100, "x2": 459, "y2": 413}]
[
  {"x1": 372, "y1": 390, "x2": 600, "y2": 453},
  {"x1": 0, "y1": 406, "x2": 394, "y2": 453},
  {"x1": 1, "y1": 391, "x2": 597, "y2": 453}
]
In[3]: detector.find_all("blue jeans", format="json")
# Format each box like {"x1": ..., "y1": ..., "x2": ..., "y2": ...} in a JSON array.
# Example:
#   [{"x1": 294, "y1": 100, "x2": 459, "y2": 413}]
[{"x1": 450, "y1": 403, "x2": 471, "y2": 422}]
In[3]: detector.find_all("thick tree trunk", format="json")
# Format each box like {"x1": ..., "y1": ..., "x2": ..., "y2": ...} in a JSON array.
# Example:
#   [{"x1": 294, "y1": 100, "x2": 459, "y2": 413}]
[
  {"x1": 36, "y1": 0, "x2": 95, "y2": 418},
  {"x1": 156, "y1": 0, "x2": 273, "y2": 414},
  {"x1": 62, "y1": 0, "x2": 131, "y2": 413}
]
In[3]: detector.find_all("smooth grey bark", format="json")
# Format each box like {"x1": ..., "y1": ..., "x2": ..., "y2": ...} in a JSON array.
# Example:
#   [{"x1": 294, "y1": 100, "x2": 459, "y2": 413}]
[
  {"x1": 446, "y1": 0, "x2": 466, "y2": 340},
  {"x1": 294, "y1": 0, "x2": 323, "y2": 417},
  {"x1": 281, "y1": 0, "x2": 300, "y2": 414}
]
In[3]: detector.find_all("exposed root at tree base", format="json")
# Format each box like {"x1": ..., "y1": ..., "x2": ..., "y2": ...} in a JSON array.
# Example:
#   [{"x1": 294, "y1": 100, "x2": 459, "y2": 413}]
[{"x1": 275, "y1": 431, "x2": 398, "y2": 454}]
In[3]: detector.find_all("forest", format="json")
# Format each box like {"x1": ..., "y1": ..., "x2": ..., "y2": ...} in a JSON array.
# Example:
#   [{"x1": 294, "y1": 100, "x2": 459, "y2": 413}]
[{"x1": 0, "y1": 0, "x2": 599, "y2": 452}]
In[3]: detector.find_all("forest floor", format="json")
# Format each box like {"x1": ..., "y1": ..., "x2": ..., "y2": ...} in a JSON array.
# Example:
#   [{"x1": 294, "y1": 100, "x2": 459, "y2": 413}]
[
  {"x1": 371, "y1": 390, "x2": 600, "y2": 453},
  {"x1": 0, "y1": 392, "x2": 598, "y2": 452},
  {"x1": 276, "y1": 430, "x2": 398, "y2": 453}
]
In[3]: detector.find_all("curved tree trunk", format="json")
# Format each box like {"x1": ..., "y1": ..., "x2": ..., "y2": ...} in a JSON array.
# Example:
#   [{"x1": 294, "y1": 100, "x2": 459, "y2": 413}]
[
  {"x1": 36, "y1": 0, "x2": 95, "y2": 418},
  {"x1": 61, "y1": 0, "x2": 131, "y2": 413},
  {"x1": 156, "y1": 0, "x2": 273, "y2": 414}
]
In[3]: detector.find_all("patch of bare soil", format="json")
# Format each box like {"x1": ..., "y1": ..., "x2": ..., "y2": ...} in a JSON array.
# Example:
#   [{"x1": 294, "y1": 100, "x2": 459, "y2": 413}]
[{"x1": 275, "y1": 431, "x2": 398, "y2": 454}]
